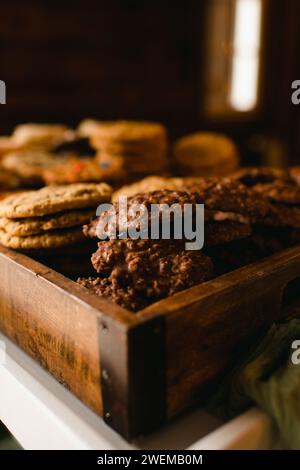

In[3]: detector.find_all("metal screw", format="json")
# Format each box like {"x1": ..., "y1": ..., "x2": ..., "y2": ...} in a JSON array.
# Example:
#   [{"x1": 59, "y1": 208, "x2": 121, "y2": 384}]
[
  {"x1": 102, "y1": 369, "x2": 110, "y2": 382},
  {"x1": 100, "y1": 321, "x2": 108, "y2": 334}
]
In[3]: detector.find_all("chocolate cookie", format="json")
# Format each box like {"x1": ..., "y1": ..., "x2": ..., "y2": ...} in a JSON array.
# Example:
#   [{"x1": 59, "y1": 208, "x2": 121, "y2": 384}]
[
  {"x1": 205, "y1": 221, "x2": 252, "y2": 246},
  {"x1": 84, "y1": 189, "x2": 204, "y2": 240},
  {"x1": 77, "y1": 277, "x2": 149, "y2": 312},
  {"x1": 230, "y1": 167, "x2": 287, "y2": 187},
  {"x1": 253, "y1": 180, "x2": 300, "y2": 205},
  {"x1": 183, "y1": 178, "x2": 270, "y2": 223},
  {"x1": 262, "y1": 204, "x2": 300, "y2": 228},
  {"x1": 79, "y1": 238, "x2": 213, "y2": 311}
]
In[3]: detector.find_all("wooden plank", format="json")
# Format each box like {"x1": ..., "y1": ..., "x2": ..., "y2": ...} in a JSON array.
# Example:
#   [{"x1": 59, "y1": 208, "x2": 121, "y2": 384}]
[
  {"x1": 139, "y1": 245, "x2": 300, "y2": 418},
  {"x1": 2, "y1": 242, "x2": 300, "y2": 436},
  {"x1": 0, "y1": 246, "x2": 133, "y2": 417}
]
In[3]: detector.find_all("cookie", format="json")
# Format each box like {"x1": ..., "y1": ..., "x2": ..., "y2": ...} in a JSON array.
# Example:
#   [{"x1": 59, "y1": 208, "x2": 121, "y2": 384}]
[
  {"x1": 0, "y1": 207, "x2": 96, "y2": 236},
  {"x1": 0, "y1": 137, "x2": 19, "y2": 157},
  {"x1": 94, "y1": 139, "x2": 167, "y2": 158},
  {"x1": 82, "y1": 120, "x2": 167, "y2": 144},
  {"x1": 184, "y1": 178, "x2": 271, "y2": 223},
  {"x1": 53, "y1": 137, "x2": 96, "y2": 157},
  {"x1": 174, "y1": 132, "x2": 239, "y2": 176},
  {"x1": 230, "y1": 167, "x2": 288, "y2": 186},
  {"x1": 84, "y1": 189, "x2": 204, "y2": 240},
  {"x1": 0, "y1": 166, "x2": 21, "y2": 190},
  {"x1": 79, "y1": 238, "x2": 213, "y2": 311},
  {"x1": 205, "y1": 221, "x2": 252, "y2": 246},
  {"x1": 262, "y1": 204, "x2": 300, "y2": 228},
  {"x1": 43, "y1": 156, "x2": 126, "y2": 185},
  {"x1": 77, "y1": 277, "x2": 149, "y2": 312},
  {"x1": 77, "y1": 119, "x2": 104, "y2": 138},
  {"x1": 0, "y1": 226, "x2": 85, "y2": 250},
  {"x1": 253, "y1": 180, "x2": 300, "y2": 205},
  {"x1": 112, "y1": 176, "x2": 198, "y2": 201},
  {"x1": 2, "y1": 150, "x2": 60, "y2": 186},
  {"x1": 0, "y1": 182, "x2": 112, "y2": 218},
  {"x1": 79, "y1": 120, "x2": 169, "y2": 178},
  {"x1": 289, "y1": 167, "x2": 300, "y2": 186},
  {"x1": 12, "y1": 123, "x2": 75, "y2": 148},
  {"x1": 120, "y1": 155, "x2": 168, "y2": 174}
]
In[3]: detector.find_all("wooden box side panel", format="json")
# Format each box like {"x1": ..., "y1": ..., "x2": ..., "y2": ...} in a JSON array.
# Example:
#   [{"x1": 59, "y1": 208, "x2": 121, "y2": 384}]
[
  {"x1": 0, "y1": 250, "x2": 104, "y2": 415},
  {"x1": 140, "y1": 246, "x2": 300, "y2": 419},
  {"x1": 165, "y1": 279, "x2": 282, "y2": 417}
]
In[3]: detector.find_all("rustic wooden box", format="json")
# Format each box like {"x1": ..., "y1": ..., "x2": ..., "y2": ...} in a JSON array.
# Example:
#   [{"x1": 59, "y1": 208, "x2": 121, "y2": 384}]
[{"x1": 0, "y1": 244, "x2": 299, "y2": 439}]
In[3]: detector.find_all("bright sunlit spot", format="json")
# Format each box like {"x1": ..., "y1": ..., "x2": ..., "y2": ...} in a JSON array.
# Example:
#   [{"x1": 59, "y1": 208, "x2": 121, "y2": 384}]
[{"x1": 230, "y1": 0, "x2": 262, "y2": 111}]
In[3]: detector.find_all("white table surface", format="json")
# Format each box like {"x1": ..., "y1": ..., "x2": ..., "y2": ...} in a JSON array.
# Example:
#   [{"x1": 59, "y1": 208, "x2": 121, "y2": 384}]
[{"x1": 0, "y1": 333, "x2": 273, "y2": 450}]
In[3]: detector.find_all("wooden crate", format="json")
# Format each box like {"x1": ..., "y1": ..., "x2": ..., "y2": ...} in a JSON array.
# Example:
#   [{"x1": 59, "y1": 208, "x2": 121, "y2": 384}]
[{"x1": 0, "y1": 244, "x2": 300, "y2": 439}]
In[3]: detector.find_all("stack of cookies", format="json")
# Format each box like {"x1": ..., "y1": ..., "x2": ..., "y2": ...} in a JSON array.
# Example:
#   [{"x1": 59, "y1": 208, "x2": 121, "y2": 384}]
[
  {"x1": 0, "y1": 124, "x2": 75, "y2": 157},
  {"x1": 78, "y1": 190, "x2": 215, "y2": 312},
  {"x1": 0, "y1": 124, "x2": 76, "y2": 188},
  {"x1": 42, "y1": 155, "x2": 126, "y2": 186},
  {"x1": 203, "y1": 168, "x2": 300, "y2": 272},
  {"x1": 78, "y1": 119, "x2": 169, "y2": 178},
  {"x1": 0, "y1": 123, "x2": 126, "y2": 187},
  {"x1": 181, "y1": 178, "x2": 270, "y2": 253},
  {"x1": 0, "y1": 182, "x2": 112, "y2": 276},
  {"x1": 77, "y1": 182, "x2": 272, "y2": 311},
  {"x1": 173, "y1": 132, "x2": 239, "y2": 177}
]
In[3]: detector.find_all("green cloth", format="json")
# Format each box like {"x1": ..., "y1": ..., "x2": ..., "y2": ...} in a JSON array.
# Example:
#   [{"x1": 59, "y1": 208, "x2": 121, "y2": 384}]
[
  {"x1": 0, "y1": 422, "x2": 21, "y2": 450},
  {"x1": 207, "y1": 319, "x2": 300, "y2": 450}
]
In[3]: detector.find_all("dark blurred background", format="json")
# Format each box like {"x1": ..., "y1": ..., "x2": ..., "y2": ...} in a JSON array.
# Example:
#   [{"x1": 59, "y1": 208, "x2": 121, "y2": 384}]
[{"x1": 1, "y1": 0, "x2": 300, "y2": 164}]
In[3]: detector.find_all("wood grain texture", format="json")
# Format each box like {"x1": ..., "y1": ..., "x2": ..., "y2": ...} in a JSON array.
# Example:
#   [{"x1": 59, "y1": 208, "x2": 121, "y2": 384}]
[
  {"x1": 0, "y1": 246, "x2": 133, "y2": 417},
  {"x1": 1, "y1": 243, "x2": 300, "y2": 437},
  {"x1": 139, "y1": 245, "x2": 300, "y2": 418}
]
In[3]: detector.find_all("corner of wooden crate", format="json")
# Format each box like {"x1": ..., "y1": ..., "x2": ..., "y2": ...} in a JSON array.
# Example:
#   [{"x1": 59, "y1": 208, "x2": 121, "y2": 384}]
[{"x1": 98, "y1": 313, "x2": 166, "y2": 439}]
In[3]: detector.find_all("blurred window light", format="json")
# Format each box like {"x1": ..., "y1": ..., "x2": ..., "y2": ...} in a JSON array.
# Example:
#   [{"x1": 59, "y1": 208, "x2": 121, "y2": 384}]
[{"x1": 229, "y1": 0, "x2": 262, "y2": 111}]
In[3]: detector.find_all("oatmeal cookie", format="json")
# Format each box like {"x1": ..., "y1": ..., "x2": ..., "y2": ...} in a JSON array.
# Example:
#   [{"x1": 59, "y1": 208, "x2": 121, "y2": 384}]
[
  {"x1": 0, "y1": 182, "x2": 112, "y2": 218},
  {"x1": 0, "y1": 207, "x2": 96, "y2": 236},
  {"x1": 0, "y1": 226, "x2": 85, "y2": 250}
]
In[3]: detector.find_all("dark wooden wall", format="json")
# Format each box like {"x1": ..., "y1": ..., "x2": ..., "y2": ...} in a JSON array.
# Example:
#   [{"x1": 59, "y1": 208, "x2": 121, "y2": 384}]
[
  {"x1": 0, "y1": 0, "x2": 204, "y2": 137},
  {"x1": 0, "y1": 0, "x2": 300, "y2": 164}
]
